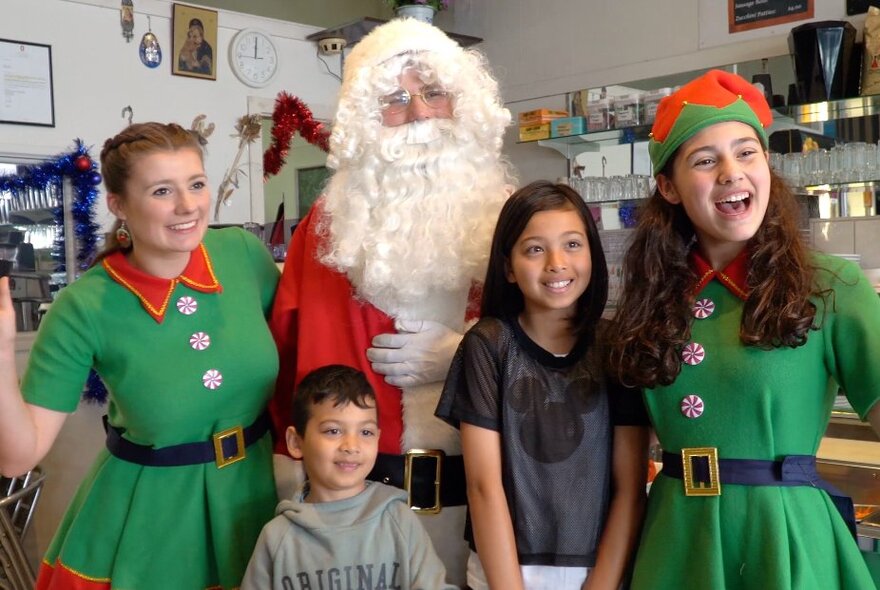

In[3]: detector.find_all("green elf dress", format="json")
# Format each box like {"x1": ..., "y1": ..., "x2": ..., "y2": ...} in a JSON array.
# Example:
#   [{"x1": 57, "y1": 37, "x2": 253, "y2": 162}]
[
  {"x1": 22, "y1": 228, "x2": 279, "y2": 590},
  {"x1": 631, "y1": 249, "x2": 880, "y2": 590}
]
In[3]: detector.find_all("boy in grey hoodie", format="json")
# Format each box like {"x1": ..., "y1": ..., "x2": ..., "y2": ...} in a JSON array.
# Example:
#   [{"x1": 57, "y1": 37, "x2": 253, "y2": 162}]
[{"x1": 242, "y1": 365, "x2": 456, "y2": 590}]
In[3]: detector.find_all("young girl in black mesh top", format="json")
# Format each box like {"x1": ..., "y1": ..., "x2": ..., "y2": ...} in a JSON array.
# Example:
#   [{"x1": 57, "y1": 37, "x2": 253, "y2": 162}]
[{"x1": 436, "y1": 180, "x2": 649, "y2": 590}]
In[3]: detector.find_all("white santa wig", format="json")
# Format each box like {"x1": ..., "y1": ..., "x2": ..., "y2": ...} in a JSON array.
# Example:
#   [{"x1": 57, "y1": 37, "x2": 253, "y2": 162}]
[{"x1": 318, "y1": 18, "x2": 515, "y2": 317}]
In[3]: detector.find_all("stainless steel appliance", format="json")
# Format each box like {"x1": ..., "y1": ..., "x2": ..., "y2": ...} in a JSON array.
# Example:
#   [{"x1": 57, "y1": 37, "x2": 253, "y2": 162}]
[{"x1": 8, "y1": 271, "x2": 51, "y2": 332}]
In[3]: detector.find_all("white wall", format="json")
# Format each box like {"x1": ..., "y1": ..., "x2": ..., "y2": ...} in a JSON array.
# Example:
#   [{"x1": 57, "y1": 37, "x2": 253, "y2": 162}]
[{"x1": 0, "y1": 0, "x2": 342, "y2": 226}]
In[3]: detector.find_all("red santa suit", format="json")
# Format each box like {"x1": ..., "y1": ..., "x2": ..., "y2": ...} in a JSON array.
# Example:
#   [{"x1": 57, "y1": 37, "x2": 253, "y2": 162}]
[
  {"x1": 270, "y1": 196, "x2": 482, "y2": 449},
  {"x1": 273, "y1": 200, "x2": 420, "y2": 454},
  {"x1": 269, "y1": 19, "x2": 512, "y2": 587}
]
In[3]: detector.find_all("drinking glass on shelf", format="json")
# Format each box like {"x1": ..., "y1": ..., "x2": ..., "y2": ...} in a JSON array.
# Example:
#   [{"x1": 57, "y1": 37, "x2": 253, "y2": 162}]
[
  {"x1": 769, "y1": 152, "x2": 783, "y2": 176},
  {"x1": 589, "y1": 177, "x2": 609, "y2": 203},
  {"x1": 814, "y1": 149, "x2": 831, "y2": 185},
  {"x1": 636, "y1": 174, "x2": 654, "y2": 199},
  {"x1": 849, "y1": 142, "x2": 868, "y2": 182},
  {"x1": 572, "y1": 176, "x2": 587, "y2": 200},
  {"x1": 621, "y1": 175, "x2": 636, "y2": 201},
  {"x1": 875, "y1": 140, "x2": 880, "y2": 180},
  {"x1": 608, "y1": 176, "x2": 625, "y2": 202},
  {"x1": 830, "y1": 144, "x2": 849, "y2": 184},
  {"x1": 782, "y1": 152, "x2": 803, "y2": 187},
  {"x1": 865, "y1": 143, "x2": 879, "y2": 181}
]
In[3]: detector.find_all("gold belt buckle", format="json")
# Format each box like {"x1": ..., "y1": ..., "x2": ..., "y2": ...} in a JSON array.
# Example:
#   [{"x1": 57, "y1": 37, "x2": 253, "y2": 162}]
[
  {"x1": 681, "y1": 447, "x2": 721, "y2": 496},
  {"x1": 213, "y1": 426, "x2": 246, "y2": 469},
  {"x1": 404, "y1": 449, "x2": 444, "y2": 514}
]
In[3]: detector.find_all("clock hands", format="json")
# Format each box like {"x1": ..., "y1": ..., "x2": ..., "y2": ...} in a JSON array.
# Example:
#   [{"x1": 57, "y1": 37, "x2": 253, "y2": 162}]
[{"x1": 247, "y1": 36, "x2": 263, "y2": 60}]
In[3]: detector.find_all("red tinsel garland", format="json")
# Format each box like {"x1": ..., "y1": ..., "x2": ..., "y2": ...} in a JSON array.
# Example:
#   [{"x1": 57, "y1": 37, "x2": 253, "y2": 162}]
[{"x1": 263, "y1": 92, "x2": 330, "y2": 179}]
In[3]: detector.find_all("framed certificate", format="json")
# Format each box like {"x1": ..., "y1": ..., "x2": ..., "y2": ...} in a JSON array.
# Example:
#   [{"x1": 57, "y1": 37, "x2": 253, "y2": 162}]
[{"x1": 0, "y1": 39, "x2": 55, "y2": 127}]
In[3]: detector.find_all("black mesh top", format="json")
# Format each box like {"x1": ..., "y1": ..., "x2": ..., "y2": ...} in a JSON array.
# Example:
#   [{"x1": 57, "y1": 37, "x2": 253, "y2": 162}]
[{"x1": 435, "y1": 316, "x2": 647, "y2": 567}]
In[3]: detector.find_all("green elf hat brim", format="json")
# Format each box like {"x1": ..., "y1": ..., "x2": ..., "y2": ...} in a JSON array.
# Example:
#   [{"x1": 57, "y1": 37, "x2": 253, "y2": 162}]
[{"x1": 648, "y1": 69, "x2": 772, "y2": 175}]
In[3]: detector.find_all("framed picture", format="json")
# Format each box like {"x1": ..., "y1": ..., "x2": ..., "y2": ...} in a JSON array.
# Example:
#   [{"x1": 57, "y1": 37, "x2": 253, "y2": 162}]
[
  {"x1": 297, "y1": 166, "x2": 331, "y2": 217},
  {"x1": 0, "y1": 39, "x2": 54, "y2": 127},
  {"x1": 171, "y1": 4, "x2": 218, "y2": 80}
]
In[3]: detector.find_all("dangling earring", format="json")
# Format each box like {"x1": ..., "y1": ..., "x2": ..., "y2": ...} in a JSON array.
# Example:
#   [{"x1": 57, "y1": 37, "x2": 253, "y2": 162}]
[{"x1": 116, "y1": 221, "x2": 132, "y2": 248}]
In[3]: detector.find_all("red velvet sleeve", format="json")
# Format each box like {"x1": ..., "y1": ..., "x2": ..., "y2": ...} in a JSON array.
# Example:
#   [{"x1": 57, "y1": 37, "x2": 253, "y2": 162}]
[{"x1": 268, "y1": 204, "x2": 317, "y2": 454}]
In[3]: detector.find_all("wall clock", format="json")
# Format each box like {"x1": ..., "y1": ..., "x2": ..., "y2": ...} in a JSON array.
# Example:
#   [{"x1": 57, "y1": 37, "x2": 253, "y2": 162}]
[{"x1": 229, "y1": 28, "x2": 279, "y2": 88}]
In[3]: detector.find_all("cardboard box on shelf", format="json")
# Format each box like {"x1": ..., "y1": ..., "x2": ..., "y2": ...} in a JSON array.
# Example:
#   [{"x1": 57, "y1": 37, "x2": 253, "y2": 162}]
[
  {"x1": 518, "y1": 123, "x2": 551, "y2": 141},
  {"x1": 518, "y1": 108, "x2": 569, "y2": 126},
  {"x1": 551, "y1": 116, "x2": 586, "y2": 137}
]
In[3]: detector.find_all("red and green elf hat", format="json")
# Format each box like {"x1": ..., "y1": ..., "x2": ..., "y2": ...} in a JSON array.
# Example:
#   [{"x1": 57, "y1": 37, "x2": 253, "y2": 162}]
[{"x1": 648, "y1": 69, "x2": 773, "y2": 175}]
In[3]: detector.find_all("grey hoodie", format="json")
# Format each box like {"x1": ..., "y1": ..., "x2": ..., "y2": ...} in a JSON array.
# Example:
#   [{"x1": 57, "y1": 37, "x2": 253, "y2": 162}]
[{"x1": 241, "y1": 481, "x2": 457, "y2": 590}]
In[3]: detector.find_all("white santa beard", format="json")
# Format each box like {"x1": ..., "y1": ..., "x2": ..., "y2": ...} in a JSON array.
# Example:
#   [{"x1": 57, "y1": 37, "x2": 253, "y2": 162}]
[{"x1": 320, "y1": 121, "x2": 508, "y2": 321}]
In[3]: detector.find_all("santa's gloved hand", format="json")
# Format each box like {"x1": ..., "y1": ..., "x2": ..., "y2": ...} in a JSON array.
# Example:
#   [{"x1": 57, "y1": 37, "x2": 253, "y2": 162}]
[{"x1": 367, "y1": 319, "x2": 463, "y2": 388}]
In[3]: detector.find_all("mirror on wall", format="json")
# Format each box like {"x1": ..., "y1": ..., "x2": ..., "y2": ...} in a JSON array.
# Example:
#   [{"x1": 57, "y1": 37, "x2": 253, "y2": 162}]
[
  {"x1": 245, "y1": 95, "x2": 333, "y2": 250},
  {"x1": 260, "y1": 117, "x2": 330, "y2": 230},
  {"x1": 0, "y1": 153, "x2": 69, "y2": 332},
  {"x1": 0, "y1": 159, "x2": 63, "y2": 273}
]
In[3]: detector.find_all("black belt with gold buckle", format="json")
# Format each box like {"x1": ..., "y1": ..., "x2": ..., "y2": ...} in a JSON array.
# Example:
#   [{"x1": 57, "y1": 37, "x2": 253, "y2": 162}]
[
  {"x1": 661, "y1": 448, "x2": 857, "y2": 539},
  {"x1": 368, "y1": 450, "x2": 467, "y2": 513},
  {"x1": 103, "y1": 412, "x2": 270, "y2": 469}
]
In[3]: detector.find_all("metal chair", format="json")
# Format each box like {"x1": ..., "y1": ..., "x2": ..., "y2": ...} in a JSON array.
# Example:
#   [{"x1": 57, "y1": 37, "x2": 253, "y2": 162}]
[{"x1": 0, "y1": 467, "x2": 46, "y2": 590}]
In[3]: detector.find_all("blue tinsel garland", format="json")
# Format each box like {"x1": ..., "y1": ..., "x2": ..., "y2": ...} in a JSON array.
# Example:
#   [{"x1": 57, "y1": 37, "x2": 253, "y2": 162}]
[
  {"x1": 0, "y1": 139, "x2": 102, "y2": 269},
  {"x1": 0, "y1": 140, "x2": 107, "y2": 402}
]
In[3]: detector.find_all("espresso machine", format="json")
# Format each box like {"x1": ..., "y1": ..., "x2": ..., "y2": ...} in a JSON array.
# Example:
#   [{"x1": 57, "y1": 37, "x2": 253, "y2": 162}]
[{"x1": 788, "y1": 20, "x2": 859, "y2": 103}]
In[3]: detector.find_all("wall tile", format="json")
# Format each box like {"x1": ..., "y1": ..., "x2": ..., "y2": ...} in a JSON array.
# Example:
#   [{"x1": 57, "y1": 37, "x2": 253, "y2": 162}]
[{"x1": 811, "y1": 219, "x2": 855, "y2": 255}]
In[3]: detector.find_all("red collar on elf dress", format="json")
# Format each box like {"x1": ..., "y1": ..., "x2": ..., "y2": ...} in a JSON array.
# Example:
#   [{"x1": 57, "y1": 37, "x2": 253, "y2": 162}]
[
  {"x1": 689, "y1": 247, "x2": 749, "y2": 301},
  {"x1": 102, "y1": 243, "x2": 222, "y2": 323}
]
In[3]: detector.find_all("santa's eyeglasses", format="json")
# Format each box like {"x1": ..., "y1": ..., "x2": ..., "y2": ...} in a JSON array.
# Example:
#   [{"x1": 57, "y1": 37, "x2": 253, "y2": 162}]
[{"x1": 378, "y1": 85, "x2": 451, "y2": 115}]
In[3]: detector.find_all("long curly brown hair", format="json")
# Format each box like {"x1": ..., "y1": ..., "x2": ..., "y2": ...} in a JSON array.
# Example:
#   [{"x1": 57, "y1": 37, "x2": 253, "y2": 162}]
[{"x1": 607, "y1": 168, "x2": 820, "y2": 389}]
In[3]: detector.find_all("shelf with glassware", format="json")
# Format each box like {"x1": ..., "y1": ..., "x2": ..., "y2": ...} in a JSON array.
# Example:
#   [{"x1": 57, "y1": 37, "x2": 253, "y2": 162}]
[
  {"x1": 518, "y1": 124, "x2": 653, "y2": 160},
  {"x1": 771, "y1": 139, "x2": 880, "y2": 219},
  {"x1": 520, "y1": 93, "x2": 880, "y2": 158}
]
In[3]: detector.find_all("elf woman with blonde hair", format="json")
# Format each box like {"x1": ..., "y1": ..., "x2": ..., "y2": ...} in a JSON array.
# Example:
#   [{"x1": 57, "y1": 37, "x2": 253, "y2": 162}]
[
  {"x1": 0, "y1": 122, "x2": 279, "y2": 589},
  {"x1": 608, "y1": 70, "x2": 880, "y2": 589}
]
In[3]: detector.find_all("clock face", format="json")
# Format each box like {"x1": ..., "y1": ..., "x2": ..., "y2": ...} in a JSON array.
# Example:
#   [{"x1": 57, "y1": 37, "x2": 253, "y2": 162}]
[{"x1": 230, "y1": 29, "x2": 279, "y2": 88}]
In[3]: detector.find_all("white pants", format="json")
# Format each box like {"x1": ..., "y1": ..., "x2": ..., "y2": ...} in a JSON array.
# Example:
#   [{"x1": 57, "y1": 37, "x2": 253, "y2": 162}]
[{"x1": 466, "y1": 550, "x2": 590, "y2": 590}]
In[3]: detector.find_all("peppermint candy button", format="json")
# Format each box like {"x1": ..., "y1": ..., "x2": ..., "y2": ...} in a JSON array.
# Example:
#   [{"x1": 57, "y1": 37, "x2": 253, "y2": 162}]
[
  {"x1": 202, "y1": 369, "x2": 223, "y2": 390},
  {"x1": 681, "y1": 394, "x2": 704, "y2": 419},
  {"x1": 177, "y1": 296, "x2": 198, "y2": 315},
  {"x1": 681, "y1": 342, "x2": 705, "y2": 366},
  {"x1": 693, "y1": 298, "x2": 715, "y2": 319},
  {"x1": 190, "y1": 332, "x2": 211, "y2": 351}
]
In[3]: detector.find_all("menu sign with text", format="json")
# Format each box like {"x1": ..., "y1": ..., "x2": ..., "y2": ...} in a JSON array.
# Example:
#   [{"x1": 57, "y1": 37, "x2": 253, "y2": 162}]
[{"x1": 728, "y1": 0, "x2": 814, "y2": 34}]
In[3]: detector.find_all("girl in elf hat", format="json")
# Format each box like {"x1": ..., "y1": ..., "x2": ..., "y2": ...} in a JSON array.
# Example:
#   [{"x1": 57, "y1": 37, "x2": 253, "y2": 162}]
[{"x1": 608, "y1": 69, "x2": 880, "y2": 589}]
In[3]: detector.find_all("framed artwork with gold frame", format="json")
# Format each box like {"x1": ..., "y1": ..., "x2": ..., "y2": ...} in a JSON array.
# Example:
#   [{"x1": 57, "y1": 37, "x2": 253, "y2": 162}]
[{"x1": 171, "y1": 3, "x2": 217, "y2": 80}]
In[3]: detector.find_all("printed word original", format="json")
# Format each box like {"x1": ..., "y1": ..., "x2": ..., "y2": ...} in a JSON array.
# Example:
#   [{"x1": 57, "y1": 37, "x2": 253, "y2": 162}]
[{"x1": 283, "y1": 562, "x2": 402, "y2": 590}]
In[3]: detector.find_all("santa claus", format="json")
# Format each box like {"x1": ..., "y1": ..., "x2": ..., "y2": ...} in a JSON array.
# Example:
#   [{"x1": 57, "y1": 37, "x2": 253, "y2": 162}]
[{"x1": 269, "y1": 18, "x2": 514, "y2": 586}]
